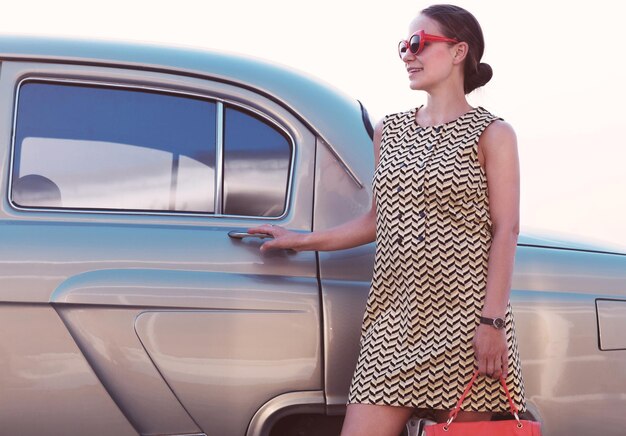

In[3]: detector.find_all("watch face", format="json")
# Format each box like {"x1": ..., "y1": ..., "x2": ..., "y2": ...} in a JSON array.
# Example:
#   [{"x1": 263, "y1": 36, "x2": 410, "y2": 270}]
[{"x1": 493, "y1": 318, "x2": 505, "y2": 329}]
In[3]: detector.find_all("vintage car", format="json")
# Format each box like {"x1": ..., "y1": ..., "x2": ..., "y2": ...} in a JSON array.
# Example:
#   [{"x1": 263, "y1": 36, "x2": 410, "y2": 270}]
[{"x1": 1, "y1": 35, "x2": 625, "y2": 436}]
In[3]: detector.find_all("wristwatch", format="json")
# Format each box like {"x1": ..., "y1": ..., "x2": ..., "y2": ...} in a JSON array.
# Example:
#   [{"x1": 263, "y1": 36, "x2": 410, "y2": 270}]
[{"x1": 480, "y1": 316, "x2": 505, "y2": 330}]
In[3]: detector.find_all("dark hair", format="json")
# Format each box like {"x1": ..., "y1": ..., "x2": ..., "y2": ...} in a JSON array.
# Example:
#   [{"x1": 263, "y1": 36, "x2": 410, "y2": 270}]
[{"x1": 421, "y1": 4, "x2": 492, "y2": 94}]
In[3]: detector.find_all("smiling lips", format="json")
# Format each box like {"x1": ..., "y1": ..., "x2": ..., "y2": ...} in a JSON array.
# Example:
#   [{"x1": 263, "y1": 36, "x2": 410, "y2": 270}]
[{"x1": 407, "y1": 67, "x2": 423, "y2": 75}]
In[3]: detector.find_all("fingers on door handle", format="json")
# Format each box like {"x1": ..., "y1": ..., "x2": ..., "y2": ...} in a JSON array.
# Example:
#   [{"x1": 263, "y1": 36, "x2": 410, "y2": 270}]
[{"x1": 228, "y1": 231, "x2": 274, "y2": 240}]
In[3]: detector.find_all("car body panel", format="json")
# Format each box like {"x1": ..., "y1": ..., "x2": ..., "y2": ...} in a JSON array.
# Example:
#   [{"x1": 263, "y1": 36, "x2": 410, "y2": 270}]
[
  {"x1": 518, "y1": 232, "x2": 626, "y2": 255},
  {"x1": 313, "y1": 139, "x2": 375, "y2": 406},
  {"x1": 53, "y1": 269, "x2": 321, "y2": 434},
  {"x1": 57, "y1": 307, "x2": 201, "y2": 435},
  {"x1": 136, "y1": 309, "x2": 319, "y2": 435},
  {"x1": 0, "y1": 52, "x2": 321, "y2": 435},
  {"x1": 513, "y1": 289, "x2": 626, "y2": 435},
  {"x1": 0, "y1": 305, "x2": 138, "y2": 435},
  {"x1": 513, "y1": 245, "x2": 626, "y2": 297},
  {"x1": 512, "y1": 246, "x2": 626, "y2": 434}
]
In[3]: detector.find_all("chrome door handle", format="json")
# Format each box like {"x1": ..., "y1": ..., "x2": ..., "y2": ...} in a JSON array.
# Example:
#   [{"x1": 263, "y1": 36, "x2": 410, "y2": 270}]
[{"x1": 228, "y1": 230, "x2": 274, "y2": 239}]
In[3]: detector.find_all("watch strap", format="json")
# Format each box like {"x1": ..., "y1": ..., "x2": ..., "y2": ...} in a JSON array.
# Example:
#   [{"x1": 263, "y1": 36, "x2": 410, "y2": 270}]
[{"x1": 479, "y1": 316, "x2": 505, "y2": 329}]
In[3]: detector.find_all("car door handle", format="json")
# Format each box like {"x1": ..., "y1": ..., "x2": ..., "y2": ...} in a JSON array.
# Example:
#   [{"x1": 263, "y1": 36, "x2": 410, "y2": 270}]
[{"x1": 228, "y1": 230, "x2": 274, "y2": 239}]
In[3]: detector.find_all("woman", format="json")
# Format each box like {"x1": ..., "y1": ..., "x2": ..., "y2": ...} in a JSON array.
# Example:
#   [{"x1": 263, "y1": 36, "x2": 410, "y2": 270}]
[{"x1": 248, "y1": 4, "x2": 526, "y2": 435}]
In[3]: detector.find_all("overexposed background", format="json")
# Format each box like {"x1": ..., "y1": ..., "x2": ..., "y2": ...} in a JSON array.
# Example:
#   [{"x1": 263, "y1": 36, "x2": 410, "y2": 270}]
[{"x1": 2, "y1": 0, "x2": 625, "y2": 250}]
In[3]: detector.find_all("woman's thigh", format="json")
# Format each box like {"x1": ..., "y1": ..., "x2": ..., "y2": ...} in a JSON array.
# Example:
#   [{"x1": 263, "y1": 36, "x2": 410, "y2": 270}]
[
  {"x1": 340, "y1": 403, "x2": 415, "y2": 436},
  {"x1": 414, "y1": 407, "x2": 493, "y2": 423},
  {"x1": 340, "y1": 404, "x2": 494, "y2": 436}
]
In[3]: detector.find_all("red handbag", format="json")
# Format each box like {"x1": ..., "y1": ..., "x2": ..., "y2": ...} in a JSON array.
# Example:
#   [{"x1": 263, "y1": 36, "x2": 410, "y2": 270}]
[{"x1": 424, "y1": 370, "x2": 542, "y2": 435}]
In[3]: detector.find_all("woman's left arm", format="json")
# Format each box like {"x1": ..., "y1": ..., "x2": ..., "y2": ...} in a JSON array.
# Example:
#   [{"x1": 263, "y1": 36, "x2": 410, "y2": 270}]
[{"x1": 472, "y1": 120, "x2": 520, "y2": 380}]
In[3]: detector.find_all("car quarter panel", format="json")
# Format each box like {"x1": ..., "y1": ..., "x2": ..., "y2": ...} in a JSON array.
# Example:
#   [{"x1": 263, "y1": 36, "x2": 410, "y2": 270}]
[{"x1": 512, "y1": 245, "x2": 626, "y2": 435}]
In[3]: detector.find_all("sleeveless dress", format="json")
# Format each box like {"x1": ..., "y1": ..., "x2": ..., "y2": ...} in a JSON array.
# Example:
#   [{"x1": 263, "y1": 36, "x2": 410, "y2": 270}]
[{"x1": 346, "y1": 105, "x2": 526, "y2": 412}]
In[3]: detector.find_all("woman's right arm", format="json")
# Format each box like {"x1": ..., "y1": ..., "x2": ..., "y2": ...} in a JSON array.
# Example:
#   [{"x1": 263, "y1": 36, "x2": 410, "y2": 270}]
[{"x1": 248, "y1": 117, "x2": 384, "y2": 253}]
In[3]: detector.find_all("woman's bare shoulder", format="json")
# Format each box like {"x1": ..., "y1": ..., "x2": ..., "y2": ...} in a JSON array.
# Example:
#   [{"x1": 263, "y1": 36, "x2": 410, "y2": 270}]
[
  {"x1": 480, "y1": 119, "x2": 517, "y2": 153},
  {"x1": 480, "y1": 119, "x2": 517, "y2": 147}
]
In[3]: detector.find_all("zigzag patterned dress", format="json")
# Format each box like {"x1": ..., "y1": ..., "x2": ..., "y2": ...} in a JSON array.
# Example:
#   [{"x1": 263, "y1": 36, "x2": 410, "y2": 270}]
[{"x1": 347, "y1": 105, "x2": 526, "y2": 412}]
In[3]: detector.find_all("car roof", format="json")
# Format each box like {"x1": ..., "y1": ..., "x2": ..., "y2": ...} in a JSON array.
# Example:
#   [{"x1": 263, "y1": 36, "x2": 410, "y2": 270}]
[{"x1": 0, "y1": 34, "x2": 372, "y2": 188}]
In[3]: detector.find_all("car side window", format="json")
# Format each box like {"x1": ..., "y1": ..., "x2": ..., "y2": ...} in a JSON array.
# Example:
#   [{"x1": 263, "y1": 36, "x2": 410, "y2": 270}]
[
  {"x1": 223, "y1": 105, "x2": 291, "y2": 217},
  {"x1": 12, "y1": 81, "x2": 217, "y2": 213},
  {"x1": 11, "y1": 80, "x2": 293, "y2": 218}
]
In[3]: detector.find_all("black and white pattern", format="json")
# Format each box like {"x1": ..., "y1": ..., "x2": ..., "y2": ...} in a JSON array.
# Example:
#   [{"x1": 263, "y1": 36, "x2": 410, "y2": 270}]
[{"x1": 346, "y1": 106, "x2": 526, "y2": 412}]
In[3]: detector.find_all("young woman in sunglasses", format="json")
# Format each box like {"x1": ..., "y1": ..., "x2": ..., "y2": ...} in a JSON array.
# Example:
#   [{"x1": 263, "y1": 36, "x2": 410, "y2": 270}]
[{"x1": 248, "y1": 4, "x2": 526, "y2": 435}]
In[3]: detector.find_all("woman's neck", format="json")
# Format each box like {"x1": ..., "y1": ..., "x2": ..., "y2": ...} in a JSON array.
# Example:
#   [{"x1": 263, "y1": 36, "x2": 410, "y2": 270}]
[{"x1": 417, "y1": 92, "x2": 472, "y2": 127}]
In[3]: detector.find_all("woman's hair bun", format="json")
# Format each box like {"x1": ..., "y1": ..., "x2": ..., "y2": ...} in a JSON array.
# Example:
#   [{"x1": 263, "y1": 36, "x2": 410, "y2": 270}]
[{"x1": 465, "y1": 62, "x2": 493, "y2": 94}]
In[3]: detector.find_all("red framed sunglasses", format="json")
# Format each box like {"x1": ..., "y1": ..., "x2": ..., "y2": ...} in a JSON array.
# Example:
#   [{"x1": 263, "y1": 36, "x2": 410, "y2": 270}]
[{"x1": 398, "y1": 30, "x2": 459, "y2": 58}]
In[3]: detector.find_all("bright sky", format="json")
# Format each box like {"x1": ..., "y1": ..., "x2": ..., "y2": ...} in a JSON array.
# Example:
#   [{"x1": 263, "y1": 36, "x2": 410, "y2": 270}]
[{"x1": 3, "y1": 0, "x2": 625, "y2": 251}]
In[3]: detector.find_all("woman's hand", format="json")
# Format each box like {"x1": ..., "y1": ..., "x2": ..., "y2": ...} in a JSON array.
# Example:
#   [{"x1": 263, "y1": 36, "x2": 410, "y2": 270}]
[
  {"x1": 247, "y1": 224, "x2": 307, "y2": 253},
  {"x1": 472, "y1": 324, "x2": 508, "y2": 379}
]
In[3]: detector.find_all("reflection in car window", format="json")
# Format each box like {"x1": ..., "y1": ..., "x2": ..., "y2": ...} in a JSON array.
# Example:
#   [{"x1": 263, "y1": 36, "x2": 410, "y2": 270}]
[
  {"x1": 223, "y1": 106, "x2": 291, "y2": 217},
  {"x1": 12, "y1": 82, "x2": 217, "y2": 212}
]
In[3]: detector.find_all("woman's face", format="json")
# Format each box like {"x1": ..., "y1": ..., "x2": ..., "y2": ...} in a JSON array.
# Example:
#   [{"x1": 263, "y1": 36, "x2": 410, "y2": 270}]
[{"x1": 401, "y1": 14, "x2": 460, "y2": 92}]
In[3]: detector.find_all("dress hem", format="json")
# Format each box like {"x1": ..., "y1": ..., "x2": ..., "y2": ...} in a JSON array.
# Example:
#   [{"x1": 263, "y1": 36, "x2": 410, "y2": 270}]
[{"x1": 345, "y1": 399, "x2": 527, "y2": 414}]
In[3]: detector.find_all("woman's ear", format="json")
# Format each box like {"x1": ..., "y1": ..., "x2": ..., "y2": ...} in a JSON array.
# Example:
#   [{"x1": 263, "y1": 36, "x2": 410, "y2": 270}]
[{"x1": 452, "y1": 42, "x2": 469, "y2": 64}]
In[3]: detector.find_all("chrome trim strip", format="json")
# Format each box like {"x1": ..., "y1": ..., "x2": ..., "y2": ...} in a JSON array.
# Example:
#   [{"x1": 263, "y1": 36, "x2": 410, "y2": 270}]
[
  {"x1": 8, "y1": 76, "x2": 297, "y2": 221},
  {"x1": 7, "y1": 74, "x2": 20, "y2": 209},
  {"x1": 321, "y1": 140, "x2": 364, "y2": 189},
  {"x1": 172, "y1": 434, "x2": 207, "y2": 436},
  {"x1": 246, "y1": 391, "x2": 325, "y2": 436},
  {"x1": 215, "y1": 101, "x2": 224, "y2": 215}
]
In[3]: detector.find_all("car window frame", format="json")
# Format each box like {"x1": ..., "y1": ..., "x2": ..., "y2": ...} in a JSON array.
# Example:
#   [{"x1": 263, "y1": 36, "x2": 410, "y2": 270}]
[{"x1": 8, "y1": 76, "x2": 296, "y2": 220}]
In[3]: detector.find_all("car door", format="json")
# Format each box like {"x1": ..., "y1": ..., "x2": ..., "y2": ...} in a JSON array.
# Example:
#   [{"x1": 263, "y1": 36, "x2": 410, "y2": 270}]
[{"x1": 0, "y1": 60, "x2": 320, "y2": 436}]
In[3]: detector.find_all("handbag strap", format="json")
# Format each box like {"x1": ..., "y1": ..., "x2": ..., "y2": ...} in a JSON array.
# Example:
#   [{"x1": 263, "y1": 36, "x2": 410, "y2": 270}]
[{"x1": 446, "y1": 370, "x2": 520, "y2": 426}]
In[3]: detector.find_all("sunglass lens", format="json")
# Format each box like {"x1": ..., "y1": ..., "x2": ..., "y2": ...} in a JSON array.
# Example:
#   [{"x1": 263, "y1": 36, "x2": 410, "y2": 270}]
[
  {"x1": 398, "y1": 41, "x2": 407, "y2": 58},
  {"x1": 409, "y1": 35, "x2": 421, "y2": 55}
]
